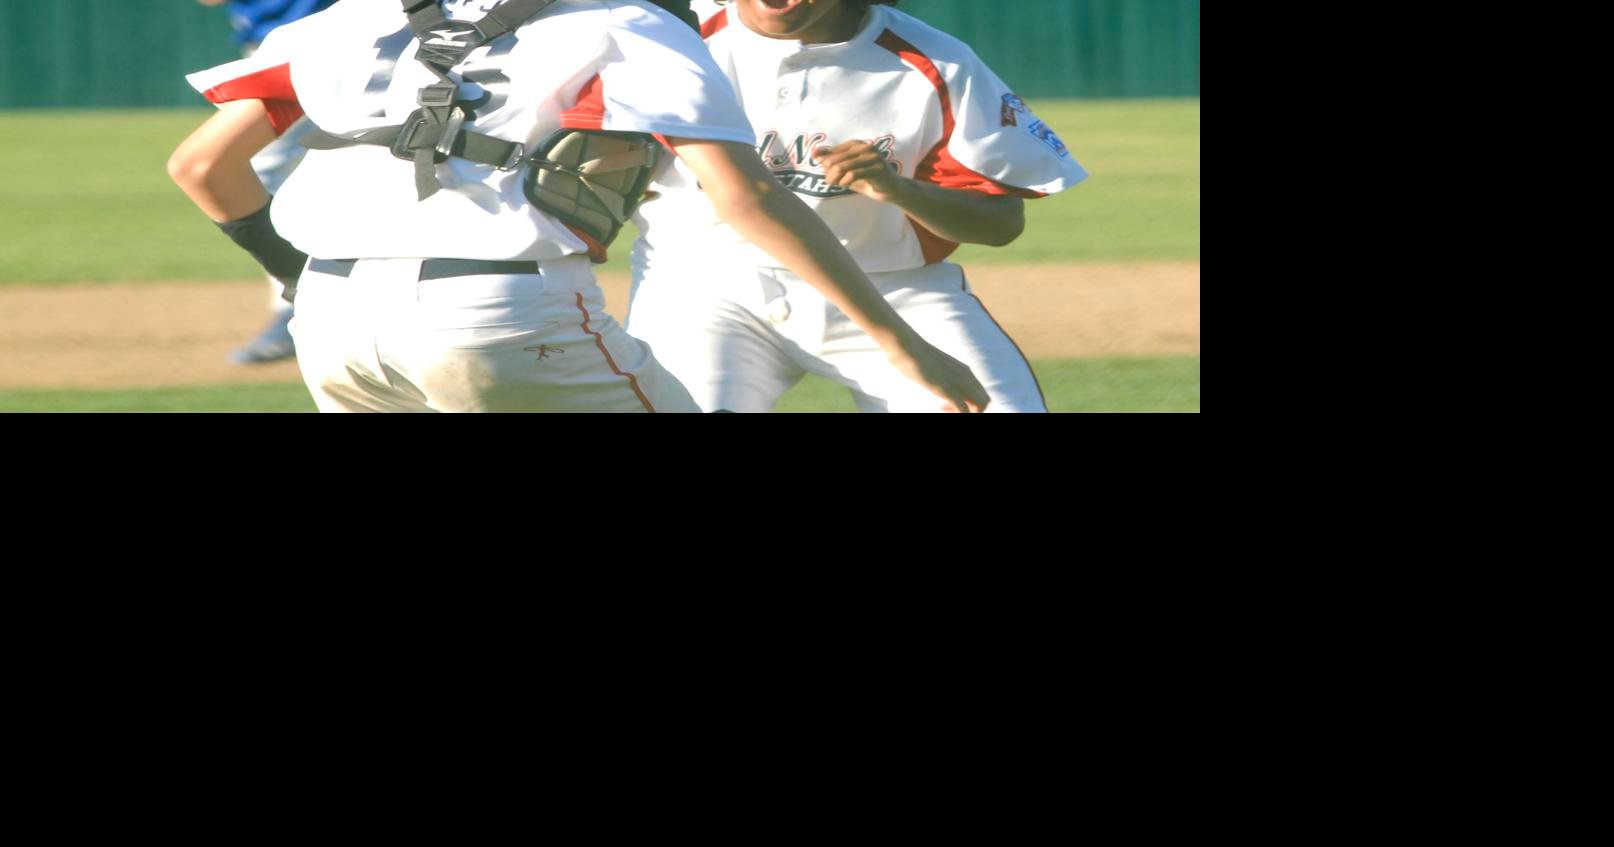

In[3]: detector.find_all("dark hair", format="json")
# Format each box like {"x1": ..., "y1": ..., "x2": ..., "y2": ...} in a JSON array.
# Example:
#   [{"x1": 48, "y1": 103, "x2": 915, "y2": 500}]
[{"x1": 643, "y1": 0, "x2": 701, "y2": 28}]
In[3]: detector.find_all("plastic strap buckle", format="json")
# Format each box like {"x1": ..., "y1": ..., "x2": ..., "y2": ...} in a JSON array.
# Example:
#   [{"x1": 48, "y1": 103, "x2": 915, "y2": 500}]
[
  {"x1": 391, "y1": 109, "x2": 431, "y2": 161},
  {"x1": 417, "y1": 82, "x2": 459, "y2": 109},
  {"x1": 436, "y1": 108, "x2": 466, "y2": 159},
  {"x1": 498, "y1": 142, "x2": 527, "y2": 172}
]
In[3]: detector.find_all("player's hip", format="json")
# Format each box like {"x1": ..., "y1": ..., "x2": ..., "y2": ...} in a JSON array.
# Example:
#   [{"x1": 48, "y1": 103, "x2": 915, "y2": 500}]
[
  {"x1": 293, "y1": 255, "x2": 611, "y2": 338},
  {"x1": 291, "y1": 256, "x2": 694, "y2": 412},
  {"x1": 298, "y1": 254, "x2": 593, "y2": 297}
]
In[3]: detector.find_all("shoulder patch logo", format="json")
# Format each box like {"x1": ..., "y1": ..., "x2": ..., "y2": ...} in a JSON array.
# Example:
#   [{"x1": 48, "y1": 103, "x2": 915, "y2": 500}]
[
  {"x1": 1002, "y1": 93, "x2": 1070, "y2": 158},
  {"x1": 1026, "y1": 119, "x2": 1070, "y2": 158},
  {"x1": 1002, "y1": 93, "x2": 1026, "y2": 127}
]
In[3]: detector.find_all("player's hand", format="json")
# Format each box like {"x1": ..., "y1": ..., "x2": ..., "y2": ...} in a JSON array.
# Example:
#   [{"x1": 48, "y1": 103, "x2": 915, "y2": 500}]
[
  {"x1": 883, "y1": 333, "x2": 991, "y2": 413},
  {"x1": 816, "y1": 142, "x2": 907, "y2": 204}
]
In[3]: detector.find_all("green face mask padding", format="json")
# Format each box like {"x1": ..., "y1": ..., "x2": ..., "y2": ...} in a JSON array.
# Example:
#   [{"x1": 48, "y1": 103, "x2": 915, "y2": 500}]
[{"x1": 523, "y1": 129, "x2": 663, "y2": 249}]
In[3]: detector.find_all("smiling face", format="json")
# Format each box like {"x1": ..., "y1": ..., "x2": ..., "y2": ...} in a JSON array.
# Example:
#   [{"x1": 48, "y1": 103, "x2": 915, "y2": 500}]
[{"x1": 731, "y1": 0, "x2": 859, "y2": 43}]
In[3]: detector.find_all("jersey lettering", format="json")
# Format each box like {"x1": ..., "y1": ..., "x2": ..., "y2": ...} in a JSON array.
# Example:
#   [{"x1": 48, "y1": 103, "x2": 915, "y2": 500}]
[{"x1": 758, "y1": 130, "x2": 901, "y2": 199}]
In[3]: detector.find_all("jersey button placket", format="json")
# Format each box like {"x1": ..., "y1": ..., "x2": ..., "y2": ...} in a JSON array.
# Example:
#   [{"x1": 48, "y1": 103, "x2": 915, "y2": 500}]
[{"x1": 776, "y1": 56, "x2": 805, "y2": 104}]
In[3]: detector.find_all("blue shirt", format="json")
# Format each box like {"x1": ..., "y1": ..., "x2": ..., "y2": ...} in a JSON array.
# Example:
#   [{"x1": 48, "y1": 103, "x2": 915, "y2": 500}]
[{"x1": 225, "y1": 0, "x2": 340, "y2": 47}]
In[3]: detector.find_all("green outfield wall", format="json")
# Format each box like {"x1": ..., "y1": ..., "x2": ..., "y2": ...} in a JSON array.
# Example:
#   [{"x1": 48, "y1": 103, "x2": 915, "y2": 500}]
[{"x1": 0, "y1": 0, "x2": 1198, "y2": 107}]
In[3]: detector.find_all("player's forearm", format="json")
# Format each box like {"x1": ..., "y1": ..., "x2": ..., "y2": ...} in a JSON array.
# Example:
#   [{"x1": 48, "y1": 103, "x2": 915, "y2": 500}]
[
  {"x1": 171, "y1": 158, "x2": 270, "y2": 222},
  {"x1": 170, "y1": 100, "x2": 307, "y2": 287},
  {"x1": 884, "y1": 178, "x2": 1025, "y2": 247},
  {"x1": 726, "y1": 182, "x2": 917, "y2": 344},
  {"x1": 676, "y1": 139, "x2": 917, "y2": 347},
  {"x1": 168, "y1": 100, "x2": 277, "y2": 222}
]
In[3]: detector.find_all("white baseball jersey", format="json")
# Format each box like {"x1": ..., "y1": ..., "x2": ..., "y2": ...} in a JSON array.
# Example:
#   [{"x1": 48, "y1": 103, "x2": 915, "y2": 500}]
[
  {"x1": 186, "y1": 0, "x2": 755, "y2": 262},
  {"x1": 633, "y1": 0, "x2": 1088, "y2": 273}
]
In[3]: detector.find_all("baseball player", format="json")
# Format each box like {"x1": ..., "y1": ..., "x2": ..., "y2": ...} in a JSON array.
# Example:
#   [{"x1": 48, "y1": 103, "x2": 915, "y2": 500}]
[
  {"x1": 167, "y1": 0, "x2": 988, "y2": 413},
  {"x1": 197, "y1": 0, "x2": 339, "y2": 365},
  {"x1": 627, "y1": 0, "x2": 1088, "y2": 412}
]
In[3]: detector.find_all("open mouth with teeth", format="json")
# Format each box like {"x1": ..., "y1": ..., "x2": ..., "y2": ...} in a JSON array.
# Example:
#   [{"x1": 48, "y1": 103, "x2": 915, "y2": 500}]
[
  {"x1": 740, "y1": 0, "x2": 859, "y2": 40},
  {"x1": 754, "y1": 0, "x2": 810, "y2": 18}
]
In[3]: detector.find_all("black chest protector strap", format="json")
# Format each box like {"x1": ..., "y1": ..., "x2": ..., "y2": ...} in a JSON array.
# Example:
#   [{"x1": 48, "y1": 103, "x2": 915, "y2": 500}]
[
  {"x1": 301, "y1": 0, "x2": 558, "y2": 200},
  {"x1": 297, "y1": 0, "x2": 674, "y2": 251}
]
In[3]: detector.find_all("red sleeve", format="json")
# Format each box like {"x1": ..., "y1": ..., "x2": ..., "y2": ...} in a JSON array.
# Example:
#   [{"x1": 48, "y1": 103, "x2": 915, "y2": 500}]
[
  {"x1": 563, "y1": 75, "x2": 677, "y2": 156},
  {"x1": 877, "y1": 28, "x2": 1043, "y2": 263},
  {"x1": 700, "y1": 8, "x2": 730, "y2": 39},
  {"x1": 560, "y1": 75, "x2": 606, "y2": 131},
  {"x1": 919, "y1": 146, "x2": 1047, "y2": 199},
  {"x1": 202, "y1": 64, "x2": 306, "y2": 137}
]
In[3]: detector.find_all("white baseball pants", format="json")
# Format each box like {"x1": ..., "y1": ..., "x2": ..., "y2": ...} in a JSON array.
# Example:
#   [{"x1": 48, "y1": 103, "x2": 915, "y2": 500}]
[
  {"x1": 627, "y1": 257, "x2": 1046, "y2": 413},
  {"x1": 290, "y1": 256, "x2": 697, "y2": 413}
]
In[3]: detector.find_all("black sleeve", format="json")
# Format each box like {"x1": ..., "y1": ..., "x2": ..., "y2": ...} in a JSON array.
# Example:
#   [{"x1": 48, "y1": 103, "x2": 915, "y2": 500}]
[{"x1": 215, "y1": 196, "x2": 309, "y2": 285}]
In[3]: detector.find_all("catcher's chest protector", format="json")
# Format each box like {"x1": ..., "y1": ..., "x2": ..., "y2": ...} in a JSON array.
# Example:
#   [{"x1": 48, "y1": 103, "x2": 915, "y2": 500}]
[{"x1": 300, "y1": 0, "x2": 669, "y2": 249}]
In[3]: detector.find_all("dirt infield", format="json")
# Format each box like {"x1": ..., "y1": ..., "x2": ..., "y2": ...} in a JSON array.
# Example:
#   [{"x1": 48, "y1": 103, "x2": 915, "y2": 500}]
[{"x1": 0, "y1": 262, "x2": 1198, "y2": 390}]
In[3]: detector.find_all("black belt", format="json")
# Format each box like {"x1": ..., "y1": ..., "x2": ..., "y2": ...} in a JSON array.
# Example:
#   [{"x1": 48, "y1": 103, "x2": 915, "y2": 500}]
[{"x1": 307, "y1": 258, "x2": 543, "y2": 281}]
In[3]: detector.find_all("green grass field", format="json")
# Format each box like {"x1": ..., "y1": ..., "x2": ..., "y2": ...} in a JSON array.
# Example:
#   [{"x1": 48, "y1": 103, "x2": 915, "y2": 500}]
[
  {"x1": 0, "y1": 99, "x2": 1199, "y2": 284},
  {"x1": 0, "y1": 99, "x2": 1199, "y2": 411},
  {"x1": 0, "y1": 356, "x2": 1199, "y2": 412}
]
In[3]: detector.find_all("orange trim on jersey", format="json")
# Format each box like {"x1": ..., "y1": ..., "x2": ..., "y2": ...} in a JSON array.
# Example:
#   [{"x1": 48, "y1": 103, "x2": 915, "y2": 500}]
[
  {"x1": 561, "y1": 74, "x2": 606, "y2": 131},
  {"x1": 906, "y1": 217, "x2": 960, "y2": 264},
  {"x1": 875, "y1": 29, "x2": 1046, "y2": 260},
  {"x1": 876, "y1": 30, "x2": 964, "y2": 264},
  {"x1": 575, "y1": 293, "x2": 655, "y2": 412},
  {"x1": 700, "y1": 7, "x2": 730, "y2": 39},
  {"x1": 565, "y1": 224, "x2": 610, "y2": 264},
  {"x1": 930, "y1": 146, "x2": 1048, "y2": 198},
  {"x1": 203, "y1": 63, "x2": 305, "y2": 136},
  {"x1": 876, "y1": 31, "x2": 956, "y2": 138}
]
